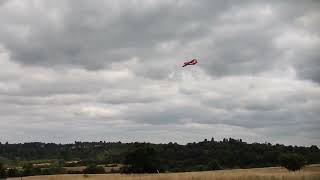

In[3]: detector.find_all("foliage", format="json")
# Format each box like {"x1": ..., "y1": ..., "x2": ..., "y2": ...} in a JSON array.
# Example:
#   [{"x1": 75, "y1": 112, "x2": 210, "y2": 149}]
[
  {"x1": 83, "y1": 165, "x2": 105, "y2": 174},
  {"x1": 207, "y1": 160, "x2": 222, "y2": 170},
  {"x1": 21, "y1": 165, "x2": 66, "y2": 177},
  {"x1": 279, "y1": 153, "x2": 306, "y2": 171},
  {"x1": 44, "y1": 167, "x2": 66, "y2": 175},
  {"x1": 7, "y1": 168, "x2": 20, "y2": 177},
  {"x1": 0, "y1": 163, "x2": 6, "y2": 178},
  {"x1": 0, "y1": 138, "x2": 319, "y2": 174},
  {"x1": 121, "y1": 144, "x2": 162, "y2": 173}
]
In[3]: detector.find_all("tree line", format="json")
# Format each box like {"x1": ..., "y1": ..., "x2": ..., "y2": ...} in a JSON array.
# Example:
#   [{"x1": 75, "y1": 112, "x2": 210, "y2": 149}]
[{"x1": 0, "y1": 138, "x2": 319, "y2": 177}]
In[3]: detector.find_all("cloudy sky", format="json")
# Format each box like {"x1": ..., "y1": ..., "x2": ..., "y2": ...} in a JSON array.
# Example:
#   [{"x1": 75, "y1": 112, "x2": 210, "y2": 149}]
[{"x1": 0, "y1": 0, "x2": 319, "y2": 146}]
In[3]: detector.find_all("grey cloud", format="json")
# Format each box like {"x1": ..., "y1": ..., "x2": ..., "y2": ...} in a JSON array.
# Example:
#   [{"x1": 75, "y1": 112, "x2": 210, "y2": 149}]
[
  {"x1": 1, "y1": 1, "x2": 319, "y2": 82},
  {"x1": 0, "y1": 1, "x2": 319, "y2": 146},
  {"x1": 0, "y1": 1, "x2": 225, "y2": 69}
]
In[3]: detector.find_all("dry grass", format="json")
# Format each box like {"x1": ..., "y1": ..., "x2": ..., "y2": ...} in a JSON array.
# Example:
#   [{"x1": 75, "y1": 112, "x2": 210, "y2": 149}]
[
  {"x1": 63, "y1": 164, "x2": 122, "y2": 173},
  {"x1": 32, "y1": 163, "x2": 52, "y2": 167},
  {"x1": 7, "y1": 164, "x2": 320, "y2": 180}
]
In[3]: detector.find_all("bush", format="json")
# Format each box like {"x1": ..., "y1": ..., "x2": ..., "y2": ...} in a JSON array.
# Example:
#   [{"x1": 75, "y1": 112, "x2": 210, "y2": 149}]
[
  {"x1": 83, "y1": 165, "x2": 105, "y2": 174},
  {"x1": 41, "y1": 168, "x2": 51, "y2": 175},
  {"x1": 7, "y1": 168, "x2": 20, "y2": 177},
  {"x1": 67, "y1": 170, "x2": 83, "y2": 174},
  {"x1": 32, "y1": 167, "x2": 42, "y2": 175},
  {"x1": 110, "y1": 168, "x2": 120, "y2": 173},
  {"x1": 193, "y1": 165, "x2": 207, "y2": 171},
  {"x1": 43, "y1": 167, "x2": 66, "y2": 175},
  {"x1": 22, "y1": 167, "x2": 32, "y2": 176},
  {"x1": 0, "y1": 163, "x2": 6, "y2": 178},
  {"x1": 21, "y1": 166, "x2": 66, "y2": 176},
  {"x1": 279, "y1": 153, "x2": 305, "y2": 171},
  {"x1": 121, "y1": 144, "x2": 162, "y2": 174},
  {"x1": 208, "y1": 160, "x2": 222, "y2": 170}
]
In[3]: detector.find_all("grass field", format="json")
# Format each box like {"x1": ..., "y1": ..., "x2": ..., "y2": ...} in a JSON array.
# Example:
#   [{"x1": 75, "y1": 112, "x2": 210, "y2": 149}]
[
  {"x1": 7, "y1": 164, "x2": 320, "y2": 180},
  {"x1": 63, "y1": 164, "x2": 122, "y2": 173}
]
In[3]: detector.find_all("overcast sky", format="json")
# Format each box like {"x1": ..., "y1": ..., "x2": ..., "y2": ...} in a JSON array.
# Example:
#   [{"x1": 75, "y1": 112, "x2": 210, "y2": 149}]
[{"x1": 0, "y1": 0, "x2": 319, "y2": 146}]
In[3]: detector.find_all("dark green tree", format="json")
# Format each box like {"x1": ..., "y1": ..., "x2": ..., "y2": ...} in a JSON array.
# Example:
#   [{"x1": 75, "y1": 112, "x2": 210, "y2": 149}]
[
  {"x1": 279, "y1": 153, "x2": 305, "y2": 171},
  {"x1": 121, "y1": 144, "x2": 162, "y2": 173},
  {"x1": 83, "y1": 165, "x2": 105, "y2": 174},
  {"x1": 7, "y1": 168, "x2": 20, "y2": 177},
  {"x1": 207, "y1": 159, "x2": 222, "y2": 170},
  {"x1": 22, "y1": 163, "x2": 33, "y2": 176},
  {"x1": 0, "y1": 163, "x2": 7, "y2": 178}
]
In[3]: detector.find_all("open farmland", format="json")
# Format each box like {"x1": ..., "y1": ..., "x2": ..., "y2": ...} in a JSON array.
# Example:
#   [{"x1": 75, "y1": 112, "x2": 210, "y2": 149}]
[{"x1": 7, "y1": 164, "x2": 320, "y2": 180}]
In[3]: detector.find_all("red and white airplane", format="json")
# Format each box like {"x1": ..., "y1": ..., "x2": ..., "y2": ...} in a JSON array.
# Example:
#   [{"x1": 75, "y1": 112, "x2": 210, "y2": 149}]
[{"x1": 182, "y1": 59, "x2": 198, "y2": 67}]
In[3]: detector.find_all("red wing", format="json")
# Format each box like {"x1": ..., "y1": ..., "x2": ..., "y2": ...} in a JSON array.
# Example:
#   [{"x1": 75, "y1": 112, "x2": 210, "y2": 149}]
[
  {"x1": 182, "y1": 59, "x2": 198, "y2": 67},
  {"x1": 189, "y1": 59, "x2": 198, "y2": 65}
]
